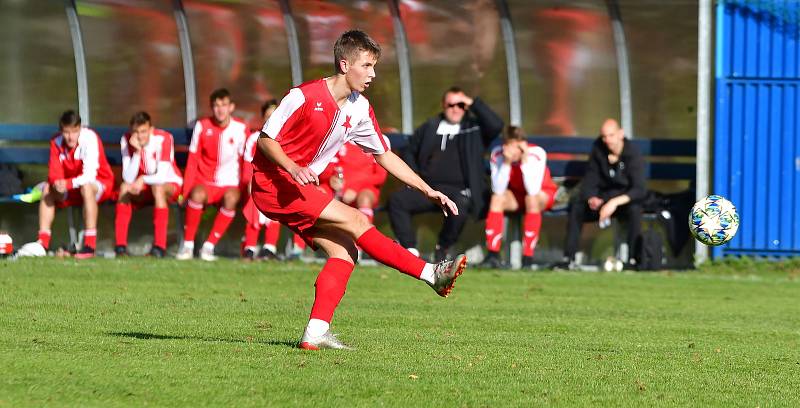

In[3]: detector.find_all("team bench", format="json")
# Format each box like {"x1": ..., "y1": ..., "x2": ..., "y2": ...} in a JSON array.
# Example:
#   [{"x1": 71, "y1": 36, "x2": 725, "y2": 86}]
[{"x1": 385, "y1": 133, "x2": 697, "y2": 267}]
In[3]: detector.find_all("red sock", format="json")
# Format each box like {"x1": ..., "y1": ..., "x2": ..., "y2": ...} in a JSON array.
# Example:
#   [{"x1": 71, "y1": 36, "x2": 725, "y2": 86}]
[
  {"x1": 523, "y1": 212, "x2": 542, "y2": 257},
  {"x1": 358, "y1": 207, "x2": 374, "y2": 224},
  {"x1": 153, "y1": 207, "x2": 169, "y2": 249},
  {"x1": 115, "y1": 202, "x2": 133, "y2": 247},
  {"x1": 309, "y1": 258, "x2": 355, "y2": 323},
  {"x1": 84, "y1": 228, "x2": 97, "y2": 249},
  {"x1": 207, "y1": 208, "x2": 235, "y2": 245},
  {"x1": 356, "y1": 226, "x2": 425, "y2": 278},
  {"x1": 485, "y1": 211, "x2": 504, "y2": 253},
  {"x1": 37, "y1": 230, "x2": 51, "y2": 250},
  {"x1": 183, "y1": 200, "x2": 204, "y2": 243},
  {"x1": 293, "y1": 234, "x2": 306, "y2": 250},
  {"x1": 243, "y1": 222, "x2": 260, "y2": 248},
  {"x1": 264, "y1": 220, "x2": 280, "y2": 247}
]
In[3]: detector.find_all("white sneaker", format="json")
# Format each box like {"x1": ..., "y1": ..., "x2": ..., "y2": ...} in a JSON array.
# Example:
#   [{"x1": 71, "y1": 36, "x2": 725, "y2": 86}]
[
  {"x1": 199, "y1": 244, "x2": 217, "y2": 261},
  {"x1": 175, "y1": 244, "x2": 193, "y2": 260}
]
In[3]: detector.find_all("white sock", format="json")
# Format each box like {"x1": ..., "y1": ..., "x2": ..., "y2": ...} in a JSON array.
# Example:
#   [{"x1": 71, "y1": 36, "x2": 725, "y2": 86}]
[
  {"x1": 408, "y1": 247, "x2": 420, "y2": 257},
  {"x1": 305, "y1": 318, "x2": 330, "y2": 337},
  {"x1": 262, "y1": 244, "x2": 277, "y2": 254},
  {"x1": 202, "y1": 241, "x2": 214, "y2": 251},
  {"x1": 420, "y1": 263, "x2": 435, "y2": 285},
  {"x1": 183, "y1": 241, "x2": 195, "y2": 250}
]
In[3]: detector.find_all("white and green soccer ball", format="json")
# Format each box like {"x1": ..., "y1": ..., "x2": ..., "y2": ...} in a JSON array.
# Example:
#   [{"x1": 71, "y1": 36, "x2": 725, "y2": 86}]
[{"x1": 689, "y1": 194, "x2": 739, "y2": 246}]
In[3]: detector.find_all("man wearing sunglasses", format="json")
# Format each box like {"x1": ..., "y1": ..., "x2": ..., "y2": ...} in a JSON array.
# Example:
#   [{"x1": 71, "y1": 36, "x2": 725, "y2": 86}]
[{"x1": 388, "y1": 86, "x2": 503, "y2": 262}]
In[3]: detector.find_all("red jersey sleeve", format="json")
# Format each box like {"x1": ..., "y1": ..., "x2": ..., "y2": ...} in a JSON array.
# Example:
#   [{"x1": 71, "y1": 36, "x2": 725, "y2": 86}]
[
  {"x1": 182, "y1": 122, "x2": 203, "y2": 197},
  {"x1": 47, "y1": 137, "x2": 65, "y2": 185}
]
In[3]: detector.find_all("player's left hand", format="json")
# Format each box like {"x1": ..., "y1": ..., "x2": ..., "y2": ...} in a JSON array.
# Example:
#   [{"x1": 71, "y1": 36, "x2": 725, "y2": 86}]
[{"x1": 425, "y1": 189, "x2": 459, "y2": 217}]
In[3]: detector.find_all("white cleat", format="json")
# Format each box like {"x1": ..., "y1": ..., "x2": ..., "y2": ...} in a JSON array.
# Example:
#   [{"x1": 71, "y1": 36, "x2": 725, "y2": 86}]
[
  {"x1": 175, "y1": 245, "x2": 193, "y2": 260},
  {"x1": 298, "y1": 330, "x2": 354, "y2": 351},
  {"x1": 428, "y1": 254, "x2": 467, "y2": 298},
  {"x1": 199, "y1": 244, "x2": 217, "y2": 262}
]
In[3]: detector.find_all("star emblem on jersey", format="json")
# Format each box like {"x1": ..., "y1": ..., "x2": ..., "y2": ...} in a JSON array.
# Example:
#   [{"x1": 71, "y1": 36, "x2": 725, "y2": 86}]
[
  {"x1": 342, "y1": 115, "x2": 352, "y2": 131},
  {"x1": 229, "y1": 138, "x2": 234, "y2": 145}
]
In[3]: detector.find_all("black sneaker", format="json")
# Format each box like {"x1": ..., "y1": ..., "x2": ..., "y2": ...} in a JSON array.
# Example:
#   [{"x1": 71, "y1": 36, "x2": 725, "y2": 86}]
[
  {"x1": 74, "y1": 246, "x2": 95, "y2": 260},
  {"x1": 149, "y1": 246, "x2": 166, "y2": 258},
  {"x1": 243, "y1": 247, "x2": 257, "y2": 261},
  {"x1": 479, "y1": 252, "x2": 505, "y2": 269},
  {"x1": 521, "y1": 256, "x2": 535, "y2": 269},
  {"x1": 114, "y1": 245, "x2": 129, "y2": 257},
  {"x1": 550, "y1": 258, "x2": 577, "y2": 271},
  {"x1": 258, "y1": 246, "x2": 278, "y2": 260}
]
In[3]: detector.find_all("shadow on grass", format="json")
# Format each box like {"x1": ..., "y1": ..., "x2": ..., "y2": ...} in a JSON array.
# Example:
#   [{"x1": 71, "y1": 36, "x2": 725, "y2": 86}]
[{"x1": 107, "y1": 331, "x2": 296, "y2": 348}]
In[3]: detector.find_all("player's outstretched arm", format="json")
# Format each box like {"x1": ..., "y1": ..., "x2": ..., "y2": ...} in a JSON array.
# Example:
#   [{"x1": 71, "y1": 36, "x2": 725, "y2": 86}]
[
  {"x1": 257, "y1": 134, "x2": 319, "y2": 185},
  {"x1": 374, "y1": 150, "x2": 458, "y2": 217}
]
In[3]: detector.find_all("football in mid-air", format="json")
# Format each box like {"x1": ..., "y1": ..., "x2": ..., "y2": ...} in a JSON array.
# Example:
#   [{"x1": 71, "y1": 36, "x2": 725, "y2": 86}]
[{"x1": 689, "y1": 194, "x2": 739, "y2": 246}]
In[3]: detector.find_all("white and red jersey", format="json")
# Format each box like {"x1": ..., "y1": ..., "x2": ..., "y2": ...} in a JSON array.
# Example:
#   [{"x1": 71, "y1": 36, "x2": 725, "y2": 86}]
[
  {"x1": 183, "y1": 116, "x2": 247, "y2": 189},
  {"x1": 48, "y1": 127, "x2": 114, "y2": 190},
  {"x1": 253, "y1": 78, "x2": 389, "y2": 176},
  {"x1": 120, "y1": 128, "x2": 183, "y2": 186},
  {"x1": 489, "y1": 142, "x2": 557, "y2": 196}
]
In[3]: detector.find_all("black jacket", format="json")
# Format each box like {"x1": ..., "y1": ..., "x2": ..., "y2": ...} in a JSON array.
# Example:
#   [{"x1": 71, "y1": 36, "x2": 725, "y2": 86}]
[
  {"x1": 401, "y1": 97, "x2": 504, "y2": 218},
  {"x1": 580, "y1": 137, "x2": 647, "y2": 203}
]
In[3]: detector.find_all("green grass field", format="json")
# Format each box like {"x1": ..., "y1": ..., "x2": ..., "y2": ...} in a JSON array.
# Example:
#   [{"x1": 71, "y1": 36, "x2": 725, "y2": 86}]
[{"x1": 1, "y1": 258, "x2": 799, "y2": 407}]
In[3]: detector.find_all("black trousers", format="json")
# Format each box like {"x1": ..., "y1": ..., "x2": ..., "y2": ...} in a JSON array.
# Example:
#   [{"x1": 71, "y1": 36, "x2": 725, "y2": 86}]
[
  {"x1": 564, "y1": 197, "x2": 643, "y2": 261},
  {"x1": 387, "y1": 185, "x2": 472, "y2": 250}
]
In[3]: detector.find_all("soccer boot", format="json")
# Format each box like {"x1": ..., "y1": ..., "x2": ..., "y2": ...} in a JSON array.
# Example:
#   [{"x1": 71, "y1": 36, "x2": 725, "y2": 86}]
[
  {"x1": 74, "y1": 246, "x2": 95, "y2": 260},
  {"x1": 114, "y1": 245, "x2": 129, "y2": 257},
  {"x1": 298, "y1": 330, "x2": 354, "y2": 351},
  {"x1": 242, "y1": 247, "x2": 257, "y2": 261},
  {"x1": 199, "y1": 244, "x2": 217, "y2": 262},
  {"x1": 175, "y1": 244, "x2": 193, "y2": 260},
  {"x1": 258, "y1": 245, "x2": 278, "y2": 260},
  {"x1": 479, "y1": 252, "x2": 504, "y2": 269},
  {"x1": 428, "y1": 254, "x2": 467, "y2": 298},
  {"x1": 521, "y1": 256, "x2": 535, "y2": 269},
  {"x1": 149, "y1": 246, "x2": 166, "y2": 258}
]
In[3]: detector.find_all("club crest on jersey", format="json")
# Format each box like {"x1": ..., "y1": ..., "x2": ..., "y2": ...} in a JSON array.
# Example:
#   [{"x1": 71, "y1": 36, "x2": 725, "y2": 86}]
[
  {"x1": 341, "y1": 115, "x2": 352, "y2": 132},
  {"x1": 314, "y1": 102, "x2": 324, "y2": 112}
]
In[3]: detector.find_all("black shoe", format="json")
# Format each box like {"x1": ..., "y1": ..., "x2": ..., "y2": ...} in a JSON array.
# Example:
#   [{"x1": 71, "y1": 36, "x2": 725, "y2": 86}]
[
  {"x1": 243, "y1": 247, "x2": 257, "y2": 261},
  {"x1": 75, "y1": 246, "x2": 95, "y2": 260},
  {"x1": 521, "y1": 256, "x2": 535, "y2": 269},
  {"x1": 114, "y1": 245, "x2": 129, "y2": 257},
  {"x1": 550, "y1": 258, "x2": 577, "y2": 271},
  {"x1": 258, "y1": 246, "x2": 278, "y2": 260},
  {"x1": 433, "y1": 246, "x2": 451, "y2": 263},
  {"x1": 479, "y1": 252, "x2": 505, "y2": 269},
  {"x1": 149, "y1": 246, "x2": 166, "y2": 258}
]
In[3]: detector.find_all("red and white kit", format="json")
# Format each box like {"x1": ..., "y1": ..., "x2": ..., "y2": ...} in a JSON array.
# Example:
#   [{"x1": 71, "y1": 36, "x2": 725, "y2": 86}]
[
  {"x1": 48, "y1": 127, "x2": 115, "y2": 208},
  {"x1": 120, "y1": 128, "x2": 183, "y2": 203},
  {"x1": 183, "y1": 117, "x2": 248, "y2": 204},
  {"x1": 486, "y1": 143, "x2": 558, "y2": 257},
  {"x1": 251, "y1": 79, "x2": 388, "y2": 242}
]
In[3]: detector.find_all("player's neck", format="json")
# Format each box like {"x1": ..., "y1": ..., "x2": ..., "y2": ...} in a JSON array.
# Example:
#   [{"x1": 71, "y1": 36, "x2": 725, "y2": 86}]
[
  {"x1": 325, "y1": 76, "x2": 353, "y2": 107},
  {"x1": 213, "y1": 117, "x2": 231, "y2": 128}
]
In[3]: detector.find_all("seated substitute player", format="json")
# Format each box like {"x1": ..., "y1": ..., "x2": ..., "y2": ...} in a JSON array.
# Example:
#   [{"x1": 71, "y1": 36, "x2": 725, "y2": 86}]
[
  {"x1": 36, "y1": 110, "x2": 115, "y2": 259},
  {"x1": 241, "y1": 99, "x2": 281, "y2": 260},
  {"x1": 252, "y1": 30, "x2": 467, "y2": 350},
  {"x1": 321, "y1": 137, "x2": 389, "y2": 225},
  {"x1": 114, "y1": 112, "x2": 183, "y2": 258},
  {"x1": 481, "y1": 126, "x2": 557, "y2": 269},
  {"x1": 177, "y1": 88, "x2": 248, "y2": 261}
]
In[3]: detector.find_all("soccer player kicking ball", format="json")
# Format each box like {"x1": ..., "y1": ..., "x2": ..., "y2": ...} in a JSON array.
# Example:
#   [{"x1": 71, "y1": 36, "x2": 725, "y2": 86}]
[{"x1": 252, "y1": 30, "x2": 467, "y2": 350}]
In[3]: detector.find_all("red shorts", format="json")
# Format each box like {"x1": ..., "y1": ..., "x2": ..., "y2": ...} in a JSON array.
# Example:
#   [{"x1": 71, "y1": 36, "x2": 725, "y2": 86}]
[
  {"x1": 188, "y1": 182, "x2": 239, "y2": 206},
  {"x1": 131, "y1": 183, "x2": 181, "y2": 209},
  {"x1": 251, "y1": 169, "x2": 333, "y2": 246},
  {"x1": 56, "y1": 181, "x2": 114, "y2": 209},
  {"x1": 509, "y1": 184, "x2": 556, "y2": 212}
]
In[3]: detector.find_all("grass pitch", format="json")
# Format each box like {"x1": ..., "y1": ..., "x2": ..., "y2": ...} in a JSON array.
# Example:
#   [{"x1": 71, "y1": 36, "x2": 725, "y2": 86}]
[{"x1": 1, "y1": 257, "x2": 799, "y2": 407}]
